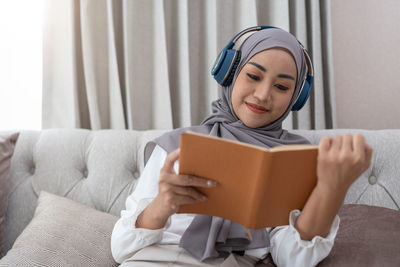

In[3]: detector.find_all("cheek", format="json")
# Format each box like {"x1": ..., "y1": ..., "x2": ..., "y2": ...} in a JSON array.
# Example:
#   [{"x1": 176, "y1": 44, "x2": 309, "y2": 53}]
[
  {"x1": 231, "y1": 77, "x2": 245, "y2": 106},
  {"x1": 277, "y1": 93, "x2": 294, "y2": 113},
  {"x1": 231, "y1": 84, "x2": 241, "y2": 115}
]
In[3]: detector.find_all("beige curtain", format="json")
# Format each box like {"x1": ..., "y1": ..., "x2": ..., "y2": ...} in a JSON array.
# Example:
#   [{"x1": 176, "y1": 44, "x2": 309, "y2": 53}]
[{"x1": 43, "y1": 0, "x2": 336, "y2": 130}]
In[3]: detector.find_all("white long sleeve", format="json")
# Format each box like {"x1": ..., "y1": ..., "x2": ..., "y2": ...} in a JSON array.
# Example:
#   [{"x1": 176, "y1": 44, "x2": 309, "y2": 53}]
[
  {"x1": 111, "y1": 145, "x2": 168, "y2": 263},
  {"x1": 111, "y1": 145, "x2": 339, "y2": 266},
  {"x1": 269, "y1": 210, "x2": 340, "y2": 267}
]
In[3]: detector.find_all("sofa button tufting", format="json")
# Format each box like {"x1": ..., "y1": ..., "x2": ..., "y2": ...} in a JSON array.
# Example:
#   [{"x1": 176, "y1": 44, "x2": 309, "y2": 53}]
[
  {"x1": 29, "y1": 166, "x2": 35, "y2": 175},
  {"x1": 133, "y1": 171, "x2": 140, "y2": 179},
  {"x1": 368, "y1": 175, "x2": 377, "y2": 185}
]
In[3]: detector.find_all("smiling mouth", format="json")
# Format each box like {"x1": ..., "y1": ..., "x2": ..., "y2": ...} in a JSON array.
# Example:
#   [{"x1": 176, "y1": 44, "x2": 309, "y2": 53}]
[{"x1": 245, "y1": 102, "x2": 269, "y2": 114}]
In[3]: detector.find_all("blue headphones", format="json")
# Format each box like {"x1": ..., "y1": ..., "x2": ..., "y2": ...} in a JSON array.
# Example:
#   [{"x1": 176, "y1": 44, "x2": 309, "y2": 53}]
[{"x1": 211, "y1": 26, "x2": 314, "y2": 111}]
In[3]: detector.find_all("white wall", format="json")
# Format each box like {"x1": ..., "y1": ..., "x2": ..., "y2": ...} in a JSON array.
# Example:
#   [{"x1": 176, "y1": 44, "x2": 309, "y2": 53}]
[
  {"x1": 331, "y1": 0, "x2": 400, "y2": 129},
  {"x1": 0, "y1": 0, "x2": 43, "y2": 130}
]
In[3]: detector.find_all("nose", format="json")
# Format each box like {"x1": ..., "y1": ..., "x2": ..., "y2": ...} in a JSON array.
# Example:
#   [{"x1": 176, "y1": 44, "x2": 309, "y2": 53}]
[{"x1": 253, "y1": 82, "x2": 272, "y2": 103}]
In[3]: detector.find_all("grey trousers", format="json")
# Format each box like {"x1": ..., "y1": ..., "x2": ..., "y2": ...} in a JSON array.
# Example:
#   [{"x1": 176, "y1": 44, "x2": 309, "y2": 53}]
[{"x1": 120, "y1": 244, "x2": 258, "y2": 267}]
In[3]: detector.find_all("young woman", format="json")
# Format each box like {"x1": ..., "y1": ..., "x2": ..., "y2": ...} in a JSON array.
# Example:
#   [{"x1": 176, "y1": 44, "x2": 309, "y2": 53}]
[{"x1": 111, "y1": 27, "x2": 372, "y2": 266}]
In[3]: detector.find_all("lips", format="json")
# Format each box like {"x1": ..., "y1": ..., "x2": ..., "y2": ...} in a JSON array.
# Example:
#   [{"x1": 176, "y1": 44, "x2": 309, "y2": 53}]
[{"x1": 245, "y1": 101, "x2": 268, "y2": 114}]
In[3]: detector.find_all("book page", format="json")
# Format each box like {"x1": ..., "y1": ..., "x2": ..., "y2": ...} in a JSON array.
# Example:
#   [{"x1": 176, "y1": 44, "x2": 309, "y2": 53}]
[
  {"x1": 270, "y1": 144, "x2": 318, "y2": 152},
  {"x1": 187, "y1": 131, "x2": 318, "y2": 153}
]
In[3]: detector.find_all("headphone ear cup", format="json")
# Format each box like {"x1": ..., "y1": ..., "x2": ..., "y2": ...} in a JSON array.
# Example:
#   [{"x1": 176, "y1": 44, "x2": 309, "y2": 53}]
[
  {"x1": 221, "y1": 50, "x2": 241, "y2": 86},
  {"x1": 212, "y1": 49, "x2": 241, "y2": 86},
  {"x1": 292, "y1": 46, "x2": 314, "y2": 111},
  {"x1": 291, "y1": 75, "x2": 313, "y2": 111}
]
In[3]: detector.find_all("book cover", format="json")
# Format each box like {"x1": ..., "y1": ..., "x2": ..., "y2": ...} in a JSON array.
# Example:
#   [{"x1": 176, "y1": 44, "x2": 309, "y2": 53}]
[{"x1": 177, "y1": 131, "x2": 318, "y2": 229}]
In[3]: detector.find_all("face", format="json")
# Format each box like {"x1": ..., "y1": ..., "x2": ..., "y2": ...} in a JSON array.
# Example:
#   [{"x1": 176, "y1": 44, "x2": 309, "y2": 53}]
[{"x1": 231, "y1": 48, "x2": 297, "y2": 128}]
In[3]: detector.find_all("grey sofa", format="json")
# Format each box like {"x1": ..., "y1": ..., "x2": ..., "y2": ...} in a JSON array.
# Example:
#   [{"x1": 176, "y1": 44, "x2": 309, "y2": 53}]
[{"x1": 1, "y1": 129, "x2": 400, "y2": 266}]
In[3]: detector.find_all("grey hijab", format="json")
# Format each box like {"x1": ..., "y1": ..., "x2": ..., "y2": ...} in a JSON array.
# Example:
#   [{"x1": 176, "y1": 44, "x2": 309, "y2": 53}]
[{"x1": 144, "y1": 28, "x2": 311, "y2": 261}]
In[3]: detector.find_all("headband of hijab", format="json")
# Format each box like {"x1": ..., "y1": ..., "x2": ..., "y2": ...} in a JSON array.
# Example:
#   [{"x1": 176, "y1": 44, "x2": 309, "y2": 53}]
[{"x1": 144, "y1": 27, "x2": 312, "y2": 261}]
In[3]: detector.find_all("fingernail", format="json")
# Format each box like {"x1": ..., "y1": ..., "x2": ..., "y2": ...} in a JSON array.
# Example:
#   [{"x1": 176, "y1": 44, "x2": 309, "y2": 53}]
[
  {"x1": 201, "y1": 195, "x2": 207, "y2": 201},
  {"x1": 207, "y1": 180, "x2": 217, "y2": 187}
]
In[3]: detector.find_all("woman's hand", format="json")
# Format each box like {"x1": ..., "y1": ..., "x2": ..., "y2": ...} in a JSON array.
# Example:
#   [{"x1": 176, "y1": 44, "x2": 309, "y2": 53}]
[
  {"x1": 136, "y1": 148, "x2": 217, "y2": 229},
  {"x1": 316, "y1": 133, "x2": 373, "y2": 195},
  {"x1": 295, "y1": 133, "x2": 373, "y2": 240}
]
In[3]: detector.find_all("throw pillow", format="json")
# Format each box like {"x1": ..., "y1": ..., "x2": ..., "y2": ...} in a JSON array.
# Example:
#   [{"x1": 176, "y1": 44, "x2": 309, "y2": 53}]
[
  {"x1": 319, "y1": 204, "x2": 400, "y2": 266},
  {"x1": 0, "y1": 132, "x2": 19, "y2": 256},
  {"x1": 0, "y1": 191, "x2": 119, "y2": 267},
  {"x1": 254, "y1": 204, "x2": 400, "y2": 266}
]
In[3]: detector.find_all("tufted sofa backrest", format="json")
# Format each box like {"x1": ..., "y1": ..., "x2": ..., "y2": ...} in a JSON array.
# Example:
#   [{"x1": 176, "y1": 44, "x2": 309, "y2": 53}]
[
  {"x1": 3, "y1": 129, "x2": 166, "y2": 254},
  {"x1": 294, "y1": 129, "x2": 400, "y2": 210},
  {"x1": 2, "y1": 128, "x2": 400, "y2": 255}
]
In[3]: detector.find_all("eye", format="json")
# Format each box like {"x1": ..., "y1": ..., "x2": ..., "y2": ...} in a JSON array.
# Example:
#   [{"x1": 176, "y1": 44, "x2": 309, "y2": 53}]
[
  {"x1": 246, "y1": 73, "x2": 260, "y2": 81},
  {"x1": 275, "y1": 84, "x2": 289, "y2": 91}
]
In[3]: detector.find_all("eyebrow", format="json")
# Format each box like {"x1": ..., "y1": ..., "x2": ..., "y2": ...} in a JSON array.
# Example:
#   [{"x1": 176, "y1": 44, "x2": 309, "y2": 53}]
[{"x1": 247, "y1": 61, "x2": 296, "y2": 81}]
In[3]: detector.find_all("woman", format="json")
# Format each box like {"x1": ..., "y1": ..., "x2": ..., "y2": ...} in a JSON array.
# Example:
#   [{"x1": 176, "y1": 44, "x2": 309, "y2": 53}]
[{"x1": 111, "y1": 27, "x2": 372, "y2": 266}]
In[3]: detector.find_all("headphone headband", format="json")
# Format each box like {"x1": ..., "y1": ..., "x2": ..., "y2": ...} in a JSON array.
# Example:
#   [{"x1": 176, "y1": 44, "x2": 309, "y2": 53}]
[
  {"x1": 211, "y1": 26, "x2": 314, "y2": 111},
  {"x1": 231, "y1": 26, "x2": 273, "y2": 44}
]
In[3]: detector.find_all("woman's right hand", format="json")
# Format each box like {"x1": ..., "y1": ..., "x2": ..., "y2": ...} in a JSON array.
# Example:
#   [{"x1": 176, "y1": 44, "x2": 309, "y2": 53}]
[{"x1": 136, "y1": 148, "x2": 217, "y2": 229}]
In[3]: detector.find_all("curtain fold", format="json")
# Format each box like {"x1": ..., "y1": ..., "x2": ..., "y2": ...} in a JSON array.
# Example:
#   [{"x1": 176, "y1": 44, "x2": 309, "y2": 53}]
[{"x1": 43, "y1": 0, "x2": 335, "y2": 130}]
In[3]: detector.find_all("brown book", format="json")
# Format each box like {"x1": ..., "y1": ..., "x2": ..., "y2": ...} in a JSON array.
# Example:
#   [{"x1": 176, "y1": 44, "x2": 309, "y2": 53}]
[{"x1": 177, "y1": 131, "x2": 319, "y2": 230}]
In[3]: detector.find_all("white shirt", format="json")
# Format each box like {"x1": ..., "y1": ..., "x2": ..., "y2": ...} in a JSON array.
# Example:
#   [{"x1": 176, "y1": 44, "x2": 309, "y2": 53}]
[{"x1": 111, "y1": 145, "x2": 340, "y2": 267}]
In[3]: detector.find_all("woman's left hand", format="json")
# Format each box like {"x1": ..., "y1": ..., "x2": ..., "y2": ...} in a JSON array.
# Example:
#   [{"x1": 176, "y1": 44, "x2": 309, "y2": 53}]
[
  {"x1": 316, "y1": 133, "x2": 373, "y2": 195},
  {"x1": 295, "y1": 133, "x2": 373, "y2": 240}
]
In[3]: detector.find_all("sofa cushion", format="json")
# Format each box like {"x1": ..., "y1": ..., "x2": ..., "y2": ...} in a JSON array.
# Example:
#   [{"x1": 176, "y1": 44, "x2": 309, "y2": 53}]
[
  {"x1": 318, "y1": 204, "x2": 400, "y2": 266},
  {"x1": 0, "y1": 132, "x2": 19, "y2": 256},
  {"x1": 0, "y1": 191, "x2": 119, "y2": 266},
  {"x1": 256, "y1": 204, "x2": 400, "y2": 266}
]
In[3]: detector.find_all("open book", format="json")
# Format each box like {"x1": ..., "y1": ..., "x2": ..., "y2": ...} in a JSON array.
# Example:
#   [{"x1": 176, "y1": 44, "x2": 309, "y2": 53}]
[{"x1": 177, "y1": 131, "x2": 319, "y2": 229}]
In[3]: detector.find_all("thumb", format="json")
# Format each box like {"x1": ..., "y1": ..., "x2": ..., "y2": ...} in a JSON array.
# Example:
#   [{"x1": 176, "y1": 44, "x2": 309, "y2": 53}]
[
  {"x1": 365, "y1": 145, "x2": 373, "y2": 167},
  {"x1": 162, "y1": 148, "x2": 180, "y2": 173}
]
